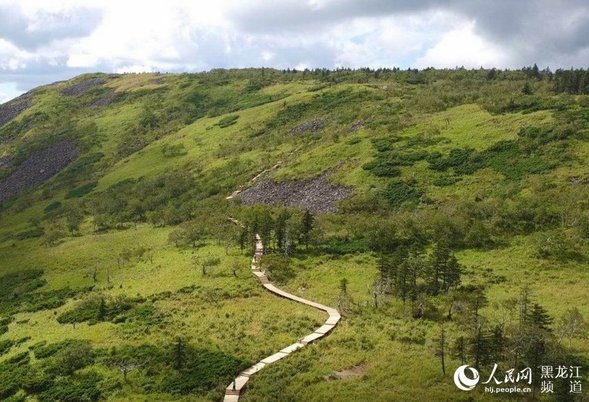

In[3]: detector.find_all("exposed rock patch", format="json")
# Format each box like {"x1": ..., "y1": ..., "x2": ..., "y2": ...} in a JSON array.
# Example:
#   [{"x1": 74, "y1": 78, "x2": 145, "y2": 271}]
[
  {"x1": 0, "y1": 140, "x2": 79, "y2": 205},
  {"x1": 61, "y1": 78, "x2": 107, "y2": 97},
  {"x1": 287, "y1": 120, "x2": 324, "y2": 136},
  {"x1": 237, "y1": 173, "x2": 353, "y2": 213},
  {"x1": 92, "y1": 91, "x2": 120, "y2": 107},
  {"x1": 0, "y1": 93, "x2": 33, "y2": 128}
]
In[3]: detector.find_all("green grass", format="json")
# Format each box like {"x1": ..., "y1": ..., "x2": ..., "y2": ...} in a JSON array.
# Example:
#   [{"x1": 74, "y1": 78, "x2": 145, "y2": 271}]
[{"x1": 0, "y1": 69, "x2": 588, "y2": 401}]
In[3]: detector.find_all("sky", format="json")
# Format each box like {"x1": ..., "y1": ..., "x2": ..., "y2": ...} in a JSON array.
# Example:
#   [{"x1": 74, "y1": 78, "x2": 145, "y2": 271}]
[{"x1": 0, "y1": 0, "x2": 588, "y2": 103}]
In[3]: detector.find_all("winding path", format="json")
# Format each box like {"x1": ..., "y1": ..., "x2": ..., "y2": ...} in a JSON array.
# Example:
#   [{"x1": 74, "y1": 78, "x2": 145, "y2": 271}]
[{"x1": 223, "y1": 223, "x2": 341, "y2": 401}]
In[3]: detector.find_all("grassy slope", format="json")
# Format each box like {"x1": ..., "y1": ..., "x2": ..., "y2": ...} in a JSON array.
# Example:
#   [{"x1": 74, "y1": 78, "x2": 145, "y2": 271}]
[{"x1": 0, "y1": 70, "x2": 587, "y2": 401}]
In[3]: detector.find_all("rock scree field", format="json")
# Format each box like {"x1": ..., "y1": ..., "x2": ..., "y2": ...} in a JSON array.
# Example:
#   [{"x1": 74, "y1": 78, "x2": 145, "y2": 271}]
[{"x1": 0, "y1": 68, "x2": 588, "y2": 401}]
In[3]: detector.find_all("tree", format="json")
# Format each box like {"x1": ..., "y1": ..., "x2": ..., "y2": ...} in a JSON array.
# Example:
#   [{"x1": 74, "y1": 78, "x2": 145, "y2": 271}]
[
  {"x1": 488, "y1": 324, "x2": 505, "y2": 362},
  {"x1": 452, "y1": 336, "x2": 467, "y2": 364},
  {"x1": 522, "y1": 82, "x2": 534, "y2": 95},
  {"x1": 173, "y1": 337, "x2": 186, "y2": 370},
  {"x1": 337, "y1": 277, "x2": 354, "y2": 316},
  {"x1": 65, "y1": 206, "x2": 84, "y2": 234},
  {"x1": 53, "y1": 343, "x2": 94, "y2": 376},
  {"x1": 261, "y1": 255, "x2": 293, "y2": 283},
  {"x1": 43, "y1": 223, "x2": 65, "y2": 247},
  {"x1": 275, "y1": 209, "x2": 290, "y2": 254},
  {"x1": 118, "y1": 248, "x2": 133, "y2": 268},
  {"x1": 528, "y1": 303, "x2": 552, "y2": 331},
  {"x1": 469, "y1": 323, "x2": 489, "y2": 369},
  {"x1": 257, "y1": 209, "x2": 274, "y2": 251},
  {"x1": 196, "y1": 255, "x2": 221, "y2": 276},
  {"x1": 427, "y1": 241, "x2": 461, "y2": 296},
  {"x1": 370, "y1": 276, "x2": 389, "y2": 309},
  {"x1": 434, "y1": 325, "x2": 447, "y2": 375},
  {"x1": 98, "y1": 297, "x2": 107, "y2": 321},
  {"x1": 226, "y1": 260, "x2": 238, "y2": 277},
  {"x1": 557, "y1": 307, "x2": 587, "y2": 347},
  {"x1": 169, "y1": 222, "x2": 205, "y2": 248},
  {"x1": 301, "y1": 210, "x2": 314, "y2": 249},
  {"x1": 114, "y1": 358, "x2": 140, "y2": 383}
]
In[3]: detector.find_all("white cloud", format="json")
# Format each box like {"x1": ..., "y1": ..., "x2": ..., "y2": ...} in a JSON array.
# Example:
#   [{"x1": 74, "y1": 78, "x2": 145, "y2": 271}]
[
  {"x1": 0, "y1": 0, "x2": 588, "y2": 99},
  {"x1": 415, "y1": 22, "x2": 509, "y2": 68}
]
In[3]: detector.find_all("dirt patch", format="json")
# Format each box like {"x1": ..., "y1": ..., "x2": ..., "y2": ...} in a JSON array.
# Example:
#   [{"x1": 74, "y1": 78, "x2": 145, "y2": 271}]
[
  {"x1": 0, "y1": 140, "x2": 79, "y2": 205},
  {"x1": 61, "y1": 78, "x2": 107, "y2": 97},
  {"x1": 0, "y1": 93, "x2": 33, "y2": 128},
  {"x1": 287, "y1": 119, "x2": 324, "y2": 136},
  {"x1": 325, "y1": 364, "x2": 367, "y2": 380},
  {"x1": 236, "y1": 172, "x2": 353, "y2": 213}
]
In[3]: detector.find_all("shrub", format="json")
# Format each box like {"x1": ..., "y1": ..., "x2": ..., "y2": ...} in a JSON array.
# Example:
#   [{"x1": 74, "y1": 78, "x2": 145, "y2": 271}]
[
  {"x1": 38, "y1": 371, "x2": 101, "y2": 402},
  {"x1": 57, "y1": 295, "x2": 134, "y2": 324},
  {"x1": 161, "y1": 143, "x2": 187, "y2": 158},
  {"x1": 261, "y1": 255, "x2": 294, "y2": 284},
  {"x1": 218, "y1": 114, "x2": 239, "y2": 128},
  {"x1": 48, "y1": 342, "x2": 94, "y2": 376},
  {"x1": 32, "y1": 340, "x2": 86, "y2": 359},
  {"x1": 15, "y1": 226, "x2": 44, "y2": 240},
  {"x1": 43, "y1": 201, "x2": 62, "y2": 214},
  {"x1": 65, "y1": 182, "x2": 97, "y2": 198},
  {"x1": 384, "y1": 181, "x2": 422, "y2": 207},
  {"x1": 0, "y1": 340, "x2": 14, "y2": 355}
]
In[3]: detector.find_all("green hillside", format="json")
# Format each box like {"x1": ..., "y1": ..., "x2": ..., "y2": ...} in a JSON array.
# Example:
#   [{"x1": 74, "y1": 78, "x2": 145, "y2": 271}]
[{"x1": 0, "y1": 68, "x2": 588, "y2": 401}]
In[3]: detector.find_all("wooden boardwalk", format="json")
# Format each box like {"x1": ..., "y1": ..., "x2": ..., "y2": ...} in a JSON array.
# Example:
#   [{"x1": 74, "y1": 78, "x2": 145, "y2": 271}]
[{"x1": 223, "y1": 231, "x2": 341, "y2": 401}]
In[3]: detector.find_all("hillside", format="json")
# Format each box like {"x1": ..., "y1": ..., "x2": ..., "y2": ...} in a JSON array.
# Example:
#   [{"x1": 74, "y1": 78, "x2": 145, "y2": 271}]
[{"x1": 0, "y1": 68, "x2": 588, "y2": 401}]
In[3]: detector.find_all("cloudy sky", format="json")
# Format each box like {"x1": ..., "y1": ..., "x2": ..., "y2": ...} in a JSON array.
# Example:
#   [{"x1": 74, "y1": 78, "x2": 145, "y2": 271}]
[{"x1": 1, "y1": 0, "x2": 588, "y2": 103}]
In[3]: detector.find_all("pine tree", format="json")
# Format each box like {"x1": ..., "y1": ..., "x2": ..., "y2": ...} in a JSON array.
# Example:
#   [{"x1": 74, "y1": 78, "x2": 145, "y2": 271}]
[
  {"x1": 98, "y1": 297, "x2": 107, "y2": 321},
  {"x1": 428, "y1": 241, "x2": 461, "y2": 295},
  {"x1": 522, "y1": 82, "x2": 533, "y2": 95},
  {"x1": 275, "y1": 209, "x2": 289, "y2": 253},
  {"x1": 528, "y1": 303, "x2": 552, "y2": 331},
  {"x1": 301, "y1": 210, "x2": 314, "y2": 249},
  {"x1": 173, "y1": 337, "x2": 186, "y2": 370},
  {"x1": 434, "y1": 326, "x2": 447, "y2": 375},
  {"x1": 452, "y1": 336, "x2": 467, "y2": 364},
  {"x1": 488, "y1": 324, "x2": 505, "y2": 362}
]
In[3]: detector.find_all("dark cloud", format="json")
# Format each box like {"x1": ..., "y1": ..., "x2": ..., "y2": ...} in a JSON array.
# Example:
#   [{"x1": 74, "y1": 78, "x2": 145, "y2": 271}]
[
  {"x1": 228, "y1": 0, "x2": 589, "y2": 66},
  {"x1": 0, "y1": 5, "x2": 103, "y2": 50},
  {"x1": 1, "y1": 0, "x2": 589, "y2": 103}
]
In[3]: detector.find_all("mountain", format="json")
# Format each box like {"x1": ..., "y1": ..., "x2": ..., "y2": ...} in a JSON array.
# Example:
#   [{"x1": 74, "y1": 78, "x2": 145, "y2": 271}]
[{"x1": 0, "y1": 68, "x2": 587, "y2": 401}]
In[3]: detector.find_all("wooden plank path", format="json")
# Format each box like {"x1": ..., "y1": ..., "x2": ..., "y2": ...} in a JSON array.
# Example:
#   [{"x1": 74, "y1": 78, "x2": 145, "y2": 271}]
[{"x1": 223, "y1": 227, "x2": 341, "y2": 401}]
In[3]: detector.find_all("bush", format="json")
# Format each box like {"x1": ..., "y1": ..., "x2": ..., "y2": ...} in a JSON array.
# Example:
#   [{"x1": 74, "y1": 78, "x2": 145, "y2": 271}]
[
  {"x1": 48, "y1": 342, "x2": 94, "y2": 376},
  {"x1": 0, "y1": 339, "x2": 14, "y2": 355},
  {"x1": 161, "y1": 143, "x2": 187, "y2": 158},
  {"x1": 218, "y1": 114, "x2": 239, "y2": 128},
  {"x1": 15, "y1": 226, "x2": 44, "y2": 240},
  {"x1": 261, "y1": 255, "x2": 295, "y2": 284},
  {"x1": 57, "y1": 295, "x2": 135, "y2": 324},
  {"x1": 384, "y1": 181, "x2": 422, "y2": 207},
  {"x1": 65, "y1": 181, "x2": 97, "y2": 199},
  {"x1": 38, "y1": 371, "x2": 101, "y2": 402},
  {"x1": 43, "y1": 201, "x2": 62, "y2": 214},
  {"x1": 32, "y1": 340, "x2": 86, "y2": 359}
]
